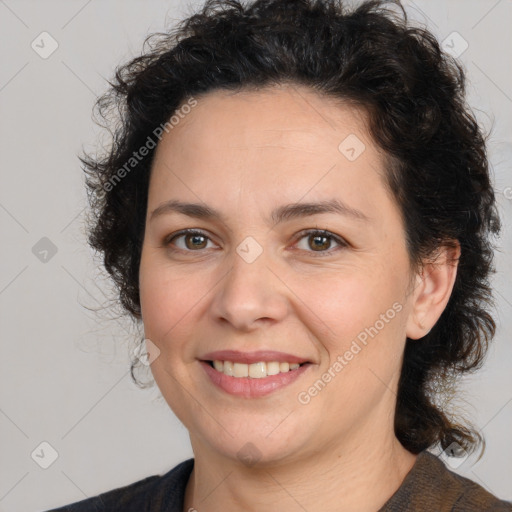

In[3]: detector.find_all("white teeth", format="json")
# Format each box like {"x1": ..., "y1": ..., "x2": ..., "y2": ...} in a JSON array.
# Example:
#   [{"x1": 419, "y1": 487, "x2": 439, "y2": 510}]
[
  {"x1": 249, "y1": 362, "x2": 267, "y2": 378},
  {"x1": 223, "y1": 361, "x2": 234, "y2": 376},
  {"x1": 233, "y1": 362, "x2": 249, "y2": 378},
  {"x1": 266, "y1": 361, "x2": 280, "y2": 376},
  {"x1": 211, "y1": 360, "x2": 304, "y2": 378}
]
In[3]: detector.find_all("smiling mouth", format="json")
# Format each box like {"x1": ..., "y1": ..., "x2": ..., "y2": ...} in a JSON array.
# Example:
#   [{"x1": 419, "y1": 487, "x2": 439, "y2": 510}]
[{"x1": 205, "y1": 360, "x2": 307, "y2": 378}]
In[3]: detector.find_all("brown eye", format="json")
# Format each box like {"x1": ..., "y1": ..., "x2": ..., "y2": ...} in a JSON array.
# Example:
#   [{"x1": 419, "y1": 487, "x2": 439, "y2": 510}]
[
  {"x1": 165, "y1": 230, "x2": 213, "y2": 251},
  {"x1": 184, "y1": 233, "x2": 208, "y2": 250},
  {"x1": 308, "y1": 233, "x2": 331, "y2": 251},
  {"x1": 294, "y1": 229, "x2": 347, "y2": 256}
]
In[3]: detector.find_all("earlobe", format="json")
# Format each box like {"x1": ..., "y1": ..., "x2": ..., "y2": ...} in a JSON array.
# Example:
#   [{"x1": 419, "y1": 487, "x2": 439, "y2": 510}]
[{"x1": 406, "y1": 243, "x2": 460, "y2": 340}]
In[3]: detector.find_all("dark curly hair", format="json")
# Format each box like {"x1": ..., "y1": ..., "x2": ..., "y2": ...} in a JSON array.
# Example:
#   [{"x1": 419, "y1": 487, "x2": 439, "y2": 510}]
[{"x1": 80, "y1": 0, "x2": 501, "y2": 457}]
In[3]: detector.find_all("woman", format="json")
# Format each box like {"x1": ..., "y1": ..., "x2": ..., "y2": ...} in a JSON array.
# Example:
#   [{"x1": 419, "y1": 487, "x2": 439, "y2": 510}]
[{"x1": 49, "y1": 0, "x2": 511, "y2": 510}]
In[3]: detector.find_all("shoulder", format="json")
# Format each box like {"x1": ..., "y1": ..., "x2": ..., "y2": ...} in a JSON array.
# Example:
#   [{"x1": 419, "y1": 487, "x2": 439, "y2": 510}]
[
  {"x1": 45, "y1": 458, "x2": 194, "y2": 512},
  {"x1": 380, "y1": 450, "x2": 512, "y2": 512},
  {"x1": 437, "y1": 454, "x2": 512, "y2": 512}
]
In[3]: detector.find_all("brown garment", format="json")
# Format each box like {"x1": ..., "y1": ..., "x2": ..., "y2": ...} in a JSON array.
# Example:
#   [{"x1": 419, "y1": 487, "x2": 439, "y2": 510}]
[{"x1": 378, "y1": 450, "x2": 512, "y2": 511}]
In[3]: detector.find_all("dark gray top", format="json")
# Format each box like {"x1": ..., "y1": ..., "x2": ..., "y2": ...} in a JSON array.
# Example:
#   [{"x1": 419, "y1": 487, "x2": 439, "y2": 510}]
[{"x1": 46, "y1": 450, "x2": 512, "y2": 511}]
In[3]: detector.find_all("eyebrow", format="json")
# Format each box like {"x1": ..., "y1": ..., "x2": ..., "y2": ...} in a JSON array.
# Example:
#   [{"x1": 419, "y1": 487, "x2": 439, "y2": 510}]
[{"x1": 149, "y1": 198, "x2": 370, "y2": 225}]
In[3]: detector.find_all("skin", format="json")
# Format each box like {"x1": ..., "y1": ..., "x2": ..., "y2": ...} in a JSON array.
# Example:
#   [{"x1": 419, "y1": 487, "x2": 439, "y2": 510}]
[{"x1": 138, "y1": 83, "x2": 460, "y2": 512}]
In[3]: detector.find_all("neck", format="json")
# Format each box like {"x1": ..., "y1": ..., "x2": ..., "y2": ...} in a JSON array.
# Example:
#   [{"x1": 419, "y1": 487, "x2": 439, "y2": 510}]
[{"x1": 183, "y1": 429, "x2": 417, "y2": 512}]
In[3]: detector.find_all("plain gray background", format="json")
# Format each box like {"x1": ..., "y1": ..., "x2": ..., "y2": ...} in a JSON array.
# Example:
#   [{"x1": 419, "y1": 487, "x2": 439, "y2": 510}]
[{"x1": 0, "y1": 1, "x2": 511, "y2": 510}]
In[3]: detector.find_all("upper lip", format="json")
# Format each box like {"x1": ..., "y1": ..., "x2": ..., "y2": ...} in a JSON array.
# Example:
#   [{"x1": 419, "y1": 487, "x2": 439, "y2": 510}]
[{"x1": 200, "y1": 350, "x2": 310, "y2": 364}]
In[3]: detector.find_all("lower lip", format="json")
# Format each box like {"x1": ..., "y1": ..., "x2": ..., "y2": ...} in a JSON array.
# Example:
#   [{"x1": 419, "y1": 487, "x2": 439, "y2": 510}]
[{"x1": 200, "y1": 361, "x2": 311, "y2": 398}]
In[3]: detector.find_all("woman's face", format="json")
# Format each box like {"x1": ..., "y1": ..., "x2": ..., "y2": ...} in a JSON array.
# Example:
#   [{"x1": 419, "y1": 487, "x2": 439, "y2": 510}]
[{"x1": 139, "y1": 84, "x2": 417, "y2": 465}]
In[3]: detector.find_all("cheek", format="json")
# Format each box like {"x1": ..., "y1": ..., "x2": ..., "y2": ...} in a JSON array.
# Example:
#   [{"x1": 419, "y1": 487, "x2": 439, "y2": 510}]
[
  {"x1": 295, "y1": 271, "x2": 408, "y2": 420},
  {"x1": 138, "y1": 263, "x2": 201, "y2": 414},
  {"x1": 139, "y1": 259, "x2": 200, "y2": 351},
  {"x1": 293, "y1": 266, "x2": 407, "y2": 356}
]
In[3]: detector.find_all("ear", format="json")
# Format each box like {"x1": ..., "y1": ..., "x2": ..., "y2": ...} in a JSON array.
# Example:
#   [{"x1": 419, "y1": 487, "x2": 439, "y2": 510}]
[{"x1": 406, "y1": 242, "x2": 461, "y2": 340}]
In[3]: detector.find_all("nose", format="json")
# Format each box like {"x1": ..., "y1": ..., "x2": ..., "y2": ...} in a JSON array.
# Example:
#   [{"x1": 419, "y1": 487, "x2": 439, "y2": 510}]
[{"x1": 209, "y1": 247, "x2": 290, "y2": 332}]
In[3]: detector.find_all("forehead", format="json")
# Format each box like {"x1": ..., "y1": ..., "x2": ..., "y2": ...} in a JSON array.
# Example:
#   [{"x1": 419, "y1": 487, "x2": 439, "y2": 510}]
[
  {"x1": 148, "y1": 84, "x2": 393, "y2": 225},
  {"x1": 162, "y1": 84, "x2": 370, "y2": 155}
]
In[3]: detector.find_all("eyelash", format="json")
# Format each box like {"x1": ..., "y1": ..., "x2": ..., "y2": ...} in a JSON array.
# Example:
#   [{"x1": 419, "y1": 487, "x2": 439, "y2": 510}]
[{"x1": 163, "y1": 228, "x2": 348, "y2": 257}]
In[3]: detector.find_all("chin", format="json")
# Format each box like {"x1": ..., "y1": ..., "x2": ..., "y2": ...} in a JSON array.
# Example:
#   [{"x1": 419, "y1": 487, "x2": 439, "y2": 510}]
[{"x1": 191, "y1": 418, "x2": 313, "y2": 468}]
